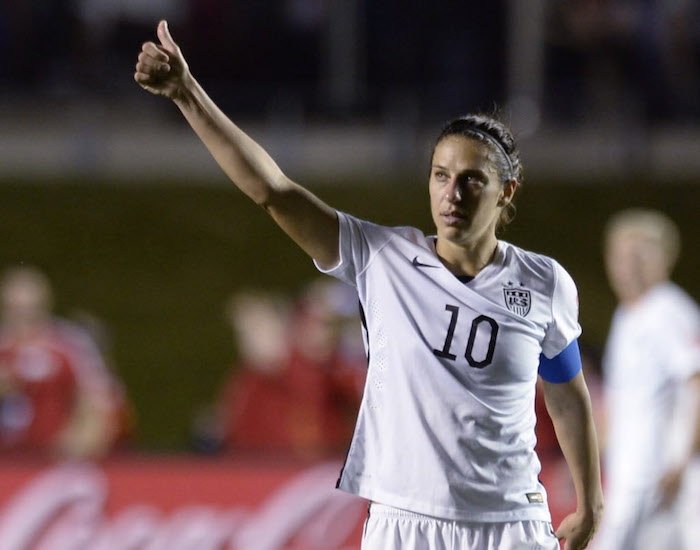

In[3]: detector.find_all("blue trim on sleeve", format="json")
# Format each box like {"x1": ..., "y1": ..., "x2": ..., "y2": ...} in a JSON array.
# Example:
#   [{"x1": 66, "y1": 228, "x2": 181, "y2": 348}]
[{"x1": 538, "y1": 339, "x2": 582, "y2": 383}]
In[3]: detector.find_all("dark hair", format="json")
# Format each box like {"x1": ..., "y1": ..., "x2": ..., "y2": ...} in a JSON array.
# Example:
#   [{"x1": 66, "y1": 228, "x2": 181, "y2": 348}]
[{"x1": 434, "y1": 113, "x2": 523, "y2": 229}]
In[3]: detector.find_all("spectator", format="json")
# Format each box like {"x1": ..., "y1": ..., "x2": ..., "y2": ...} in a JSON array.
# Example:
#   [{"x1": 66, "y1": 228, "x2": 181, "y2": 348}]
[
  {"x1": 545, "y1": 0, "x2": 700, "y2": 126},
  {"x1": 199, "y1": 281, "x2": 365, "y2": 459},
  {"x1": 210, "y1": 289, "x2": 294, "y2": 454},
  {"x1": 0, "y1": 265, "x2": 130, "y2": 460},
  {"x1": 285, "y1": 278, "x2": 365, "y2": 459}
]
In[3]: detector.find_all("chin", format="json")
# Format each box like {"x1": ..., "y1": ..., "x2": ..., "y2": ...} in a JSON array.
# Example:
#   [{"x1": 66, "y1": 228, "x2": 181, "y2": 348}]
[{"x1": 439, "y1": 227, "x2": 470, "y2": 244}]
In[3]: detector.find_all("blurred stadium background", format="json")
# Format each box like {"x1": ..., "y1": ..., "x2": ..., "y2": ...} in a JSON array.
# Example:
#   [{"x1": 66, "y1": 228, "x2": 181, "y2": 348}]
[
  {"x1": 2, "y1": 0, "x2": 698, "y2": 449},
  {"x1": 0, "y1": 2, "x2": 698, "y2": 548}
]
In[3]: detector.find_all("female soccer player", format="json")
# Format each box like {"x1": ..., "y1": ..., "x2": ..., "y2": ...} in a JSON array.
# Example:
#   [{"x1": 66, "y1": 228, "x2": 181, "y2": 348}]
[{"x1": 134, "y1": 20, "x2": 603, "y2": 550}]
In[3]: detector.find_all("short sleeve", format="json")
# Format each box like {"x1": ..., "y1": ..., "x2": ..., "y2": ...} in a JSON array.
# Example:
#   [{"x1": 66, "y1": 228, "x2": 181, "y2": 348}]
[
  {"x1": 313, "y1": 211, "x2": 382, "y2": 286},
  {"x1": 541, "y1": 260, "x2": 582, "y2": 359},
  {"x1": 668, "y1": 334, "x2": 700, "y2": 381}
]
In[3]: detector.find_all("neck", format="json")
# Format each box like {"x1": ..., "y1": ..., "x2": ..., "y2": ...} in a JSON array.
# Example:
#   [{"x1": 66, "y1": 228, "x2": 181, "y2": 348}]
[
  {"x1": 435, "y1": 234, "x2": 499, "y2": 277},
  {"x1": 618, "y1": 278, "x2": 666, "y2": 306}
]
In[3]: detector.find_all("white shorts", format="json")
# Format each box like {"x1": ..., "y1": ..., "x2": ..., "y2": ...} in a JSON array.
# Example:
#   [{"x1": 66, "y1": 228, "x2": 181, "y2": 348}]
[{"x1": 361, "y1": 503, "x2": 560, "y2": 550}]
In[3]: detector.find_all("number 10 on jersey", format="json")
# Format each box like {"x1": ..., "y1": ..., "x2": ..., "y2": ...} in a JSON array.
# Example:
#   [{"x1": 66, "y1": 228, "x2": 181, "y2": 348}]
[{"x1": 432, "y1": 305, "x2": 499, "y2": 369}]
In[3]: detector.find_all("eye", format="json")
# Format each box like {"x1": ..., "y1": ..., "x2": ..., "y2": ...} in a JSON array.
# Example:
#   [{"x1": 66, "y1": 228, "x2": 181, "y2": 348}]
[
  {"x1": 465, "y1": 174, "x2": 485, "y2": 186},
  {"x1": 433, "y1": 170, "x2": 448, "y2": 182}
]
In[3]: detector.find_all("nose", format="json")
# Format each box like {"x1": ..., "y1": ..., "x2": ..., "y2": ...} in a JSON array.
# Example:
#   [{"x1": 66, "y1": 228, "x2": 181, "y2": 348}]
[{"x1": 444, "y1": 180, "x2": 462, "y2": 203}]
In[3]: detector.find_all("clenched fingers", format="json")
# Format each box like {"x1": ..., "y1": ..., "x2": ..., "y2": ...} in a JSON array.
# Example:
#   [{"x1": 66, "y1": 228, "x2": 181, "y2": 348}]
[
  {"x1": 142, "y1": 41, "x2": 170, "y2": 61},
  {"x1": 135, "y1": 42, "x2": 171, "y2": 78}
]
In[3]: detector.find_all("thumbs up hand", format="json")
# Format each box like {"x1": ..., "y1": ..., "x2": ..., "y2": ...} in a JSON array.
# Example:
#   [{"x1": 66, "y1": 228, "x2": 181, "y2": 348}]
[{"x1": 134, "y1": 20, "x2": 189, "y2": 100}]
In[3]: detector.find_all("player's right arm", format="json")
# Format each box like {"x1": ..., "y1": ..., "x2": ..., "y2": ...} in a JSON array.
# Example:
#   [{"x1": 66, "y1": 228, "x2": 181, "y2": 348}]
[{"x1": 134, "y1": 20, "x2": 339, "y2": 269}]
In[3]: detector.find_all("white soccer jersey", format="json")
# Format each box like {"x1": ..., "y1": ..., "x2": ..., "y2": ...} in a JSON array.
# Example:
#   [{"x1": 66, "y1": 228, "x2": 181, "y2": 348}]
[
  {"x1": 315, "y1": 211, "x2": 581, "y2": 522},
  {"x1": 602, "y1": 282, "x2": 700, "y2": 501}
]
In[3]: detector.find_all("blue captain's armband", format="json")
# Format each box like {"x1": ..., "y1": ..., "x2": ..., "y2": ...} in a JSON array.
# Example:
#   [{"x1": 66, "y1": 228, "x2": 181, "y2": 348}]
[{"x1": 538, "y1": 339, "x2": 582, "y2": 383}]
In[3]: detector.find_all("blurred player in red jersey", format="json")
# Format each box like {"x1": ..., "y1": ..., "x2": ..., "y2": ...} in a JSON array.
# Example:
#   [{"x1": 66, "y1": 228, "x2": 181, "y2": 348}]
[
  {"x1": 214, "y1": 289, "x2": 295, "y2": 454},
  {"x1": 0, "y1": 266, "x2": 132, "y2": 459},
  {"x1": 204, "y1": 282, "x2": 364, "y2": 459},
  {"x1": 284, "y1": 279, "x2": 366, "y2": 459}
]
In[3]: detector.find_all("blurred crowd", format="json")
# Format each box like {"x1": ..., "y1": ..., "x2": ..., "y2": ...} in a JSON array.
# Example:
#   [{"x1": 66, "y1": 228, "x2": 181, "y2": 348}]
[
  {"x1": 546, "y1": 0, "x2": 700, "y2": 126},
  {"x1": 0, "y1": 263, "x2": 367, "y2": 463},
  {"x1": 1, "y1": 1, "x2": 699, "y2": 125}
]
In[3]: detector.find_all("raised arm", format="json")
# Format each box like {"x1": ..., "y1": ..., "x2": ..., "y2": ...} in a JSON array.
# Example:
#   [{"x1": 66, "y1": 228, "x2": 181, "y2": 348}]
[
  {"x1": 542, "y1": 371, "x2": 604, "y2": 550},
  {"x1": 134, "y1": 20, "x2": 339, "y2": 268}
]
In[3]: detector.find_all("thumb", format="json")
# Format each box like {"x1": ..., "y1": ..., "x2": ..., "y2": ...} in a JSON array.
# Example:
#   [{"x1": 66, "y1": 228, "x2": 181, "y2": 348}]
[{"x1": 157, "y1": 20, "x2": 177, "y2": 51}]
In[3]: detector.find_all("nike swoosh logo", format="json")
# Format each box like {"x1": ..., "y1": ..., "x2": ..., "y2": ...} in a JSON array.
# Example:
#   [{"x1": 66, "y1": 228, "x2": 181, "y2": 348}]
[{"x1": 412, "y1": 256, "x2": 440, "y2": 268}]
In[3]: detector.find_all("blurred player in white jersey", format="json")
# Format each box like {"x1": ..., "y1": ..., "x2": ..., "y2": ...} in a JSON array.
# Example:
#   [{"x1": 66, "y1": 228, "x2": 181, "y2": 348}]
[
  {"x1": 134, "y1": 20, "x2": 603, "y2": 550},
  {"x1": 592, "y1": 209, "x2": 700, "y2": 550}
]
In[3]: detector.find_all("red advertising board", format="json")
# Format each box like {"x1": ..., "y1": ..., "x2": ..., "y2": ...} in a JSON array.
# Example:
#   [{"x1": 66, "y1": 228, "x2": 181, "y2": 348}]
[
  {"x1": 0, "y1": 454, "x2": 575, "y2": 550},
  {"x1": 0, "y1": 455, "x2": 366, "y2": 550}
]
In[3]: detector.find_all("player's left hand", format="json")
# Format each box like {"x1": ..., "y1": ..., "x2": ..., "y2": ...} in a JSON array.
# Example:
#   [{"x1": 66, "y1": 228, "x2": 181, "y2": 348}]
[{"x1": 555, "y1": 509, "x2": 600, "y2": 550}]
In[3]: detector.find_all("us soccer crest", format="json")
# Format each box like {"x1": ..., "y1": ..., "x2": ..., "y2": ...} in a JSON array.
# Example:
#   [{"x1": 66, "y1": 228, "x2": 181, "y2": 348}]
[{"x1": 503, "y1": 284, "x2": 531, "y2": 317}]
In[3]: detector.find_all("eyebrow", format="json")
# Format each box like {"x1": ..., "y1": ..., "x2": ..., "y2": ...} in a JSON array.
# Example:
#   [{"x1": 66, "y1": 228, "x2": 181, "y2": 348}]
[{"x1": 431, "y1": 165, "x2": 488, "y2": 179}]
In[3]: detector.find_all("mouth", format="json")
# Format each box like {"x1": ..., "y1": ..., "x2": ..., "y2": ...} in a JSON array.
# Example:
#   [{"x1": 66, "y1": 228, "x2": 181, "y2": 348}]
[{"x1": 440, "y1": 210, "x2": 468, "y2": 226}]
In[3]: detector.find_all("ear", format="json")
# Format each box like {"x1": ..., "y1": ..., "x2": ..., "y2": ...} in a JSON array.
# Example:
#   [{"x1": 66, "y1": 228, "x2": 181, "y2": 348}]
[{"x1": 498, "y1": 178, "x2": 519, "y2": 207}]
